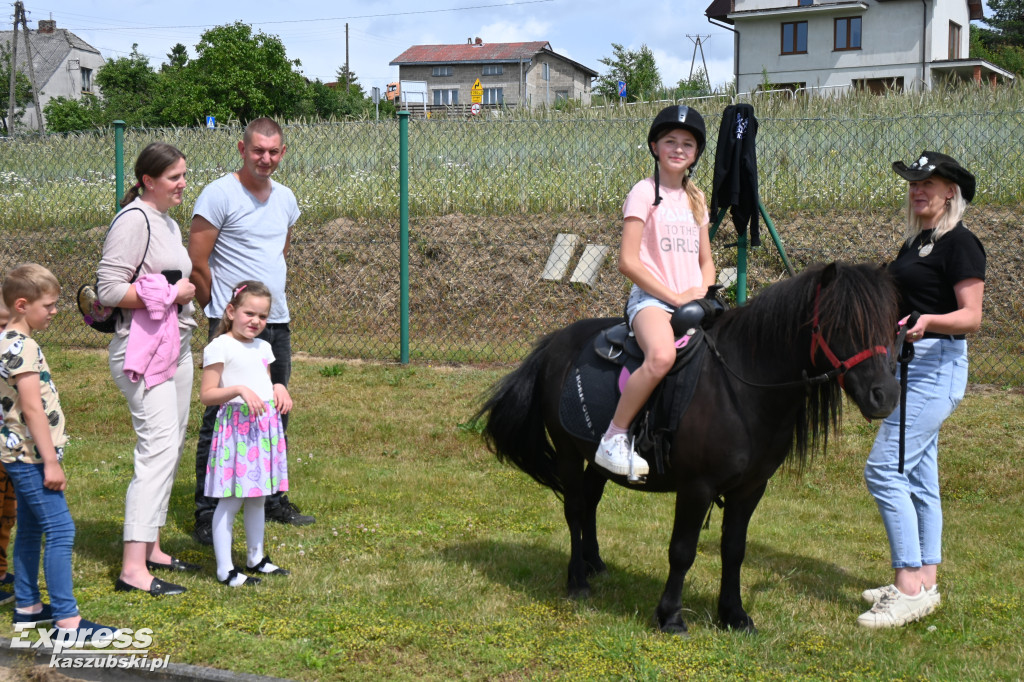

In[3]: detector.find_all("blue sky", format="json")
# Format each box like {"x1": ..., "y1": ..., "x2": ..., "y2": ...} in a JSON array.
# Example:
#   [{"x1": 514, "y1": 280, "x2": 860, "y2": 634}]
[{"x1": 26, "y1": 0, "x2": 739, "y2": 94}]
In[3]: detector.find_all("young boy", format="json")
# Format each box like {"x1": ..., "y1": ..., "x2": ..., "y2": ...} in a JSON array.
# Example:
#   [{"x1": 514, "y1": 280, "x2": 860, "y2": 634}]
[
  {"x1": 1, "y1": 264, "x2": 116, "y2": 641},
  {"x1": 0, "y1": 290, "x2": 14, "y2": 605}
]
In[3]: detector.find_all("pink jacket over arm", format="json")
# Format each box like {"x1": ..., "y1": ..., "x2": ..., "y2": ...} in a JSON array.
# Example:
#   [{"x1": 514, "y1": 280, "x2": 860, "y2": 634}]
[{"x1": 123, "y1": 274, "x2": 180, "y2": 388}]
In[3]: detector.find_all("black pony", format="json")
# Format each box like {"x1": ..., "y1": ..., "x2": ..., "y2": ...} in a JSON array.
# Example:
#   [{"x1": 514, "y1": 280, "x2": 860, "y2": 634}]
[{"x1": 478, "y1": 262, "x2": 901, "y2": 634}]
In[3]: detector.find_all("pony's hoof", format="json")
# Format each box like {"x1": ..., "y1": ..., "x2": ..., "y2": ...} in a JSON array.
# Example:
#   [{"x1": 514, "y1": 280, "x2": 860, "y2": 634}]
[
  {"x1": 722, "y1": 615, "x2": 757, "y2": 634},
  {"x1": 584, "y1": 560, "x2": 607, "y2": 577},
  {"x1": 567, "y1": 585, "x2": 591, "y2": 600},
  {"x1": 659, "y1": 620, "x2": 689, "y2": 637},
  {"x1": 657, "y1": 612, "x2": 689, "y2": 636}
]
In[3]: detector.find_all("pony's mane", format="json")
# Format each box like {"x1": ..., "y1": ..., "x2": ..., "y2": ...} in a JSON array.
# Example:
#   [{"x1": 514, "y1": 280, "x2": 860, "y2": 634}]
[{"x1": 719, "y1": 262, "x2": 899, "y2": 466}]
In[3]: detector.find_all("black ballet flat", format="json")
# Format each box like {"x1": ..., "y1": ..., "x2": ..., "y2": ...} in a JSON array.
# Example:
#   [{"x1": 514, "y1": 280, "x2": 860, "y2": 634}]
[
  {"x1": 219, "y1": 569, "x2": 261, "y2": 588},
  {"x1": 146, "y1": 557, "x2": 201, "y2": 572},
  {"x1": 114, "y1": 577, "x2": 186, "y2": 597},
  {"x1": 242, "y1": 555, "x2": 290, "y2": 576}
]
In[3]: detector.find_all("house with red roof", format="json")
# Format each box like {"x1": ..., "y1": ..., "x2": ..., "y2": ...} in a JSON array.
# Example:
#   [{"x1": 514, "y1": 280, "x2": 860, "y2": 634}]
[{"x1": 389, "y1": 38, "x2": 597, "y2": 110}]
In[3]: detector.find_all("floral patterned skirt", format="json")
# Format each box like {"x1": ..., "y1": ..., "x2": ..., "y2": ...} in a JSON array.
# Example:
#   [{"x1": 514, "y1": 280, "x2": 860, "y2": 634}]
[{"x1": 204, "y1": 401, "x2": 289, "y2": 498}]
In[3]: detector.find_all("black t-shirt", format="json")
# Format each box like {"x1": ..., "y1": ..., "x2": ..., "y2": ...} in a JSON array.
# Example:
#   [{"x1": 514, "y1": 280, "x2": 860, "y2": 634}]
[{"x1": 887, "y1": 222, "x2": 986, "y2": 318}]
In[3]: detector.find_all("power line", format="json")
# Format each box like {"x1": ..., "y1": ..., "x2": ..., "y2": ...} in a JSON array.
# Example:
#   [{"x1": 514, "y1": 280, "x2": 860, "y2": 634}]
[{"x1": 30, "y1": 0, "x2": 555, "y2": 33}]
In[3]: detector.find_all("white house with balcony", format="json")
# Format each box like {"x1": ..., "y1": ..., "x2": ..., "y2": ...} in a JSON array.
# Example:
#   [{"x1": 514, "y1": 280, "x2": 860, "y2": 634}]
[{"x1": 705, "y1": 0, "x2": 1013, "y2": 95}]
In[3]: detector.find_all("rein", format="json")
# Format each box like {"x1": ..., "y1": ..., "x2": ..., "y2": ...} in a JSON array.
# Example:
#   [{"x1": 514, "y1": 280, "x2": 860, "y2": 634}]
[{"x1": 705, "y1": 283, "x2": 890, "y2": 391}]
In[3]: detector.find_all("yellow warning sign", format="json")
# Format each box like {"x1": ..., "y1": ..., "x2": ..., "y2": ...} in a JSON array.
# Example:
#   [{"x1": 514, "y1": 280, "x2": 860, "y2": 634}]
[{"x1": 471, "y1": 78, "x2": 483, "y2": 104}]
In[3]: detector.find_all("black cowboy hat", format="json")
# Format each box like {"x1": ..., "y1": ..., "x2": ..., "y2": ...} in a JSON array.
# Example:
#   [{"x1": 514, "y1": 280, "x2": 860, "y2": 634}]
[{"x1": 892, "y1": 151, "x2": 975, "y2": 202}]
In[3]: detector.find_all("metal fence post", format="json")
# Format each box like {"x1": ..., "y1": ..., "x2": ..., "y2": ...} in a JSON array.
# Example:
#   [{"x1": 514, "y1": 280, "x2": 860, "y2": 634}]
[
  {"x1": 114, "y1": 120, "x2": 126, "y2": 210},
  {"x1": 399, "y1": 110, "x2": 410, "y2": 364}
]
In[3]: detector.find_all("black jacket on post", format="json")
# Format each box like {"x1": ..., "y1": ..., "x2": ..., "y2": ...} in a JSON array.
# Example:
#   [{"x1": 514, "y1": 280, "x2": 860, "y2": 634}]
[{"x1": 710, "y1": 103, "x2": 760, "y2": 246}]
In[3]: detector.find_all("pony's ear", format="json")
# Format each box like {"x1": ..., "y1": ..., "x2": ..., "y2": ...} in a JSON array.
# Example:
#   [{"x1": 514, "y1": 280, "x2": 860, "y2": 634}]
[{"x1": 820, "y1": 262, "x2": 838, "y2": 288}]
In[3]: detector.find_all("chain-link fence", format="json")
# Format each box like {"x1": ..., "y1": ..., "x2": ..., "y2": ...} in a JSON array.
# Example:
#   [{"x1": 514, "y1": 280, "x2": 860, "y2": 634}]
[{"x1": 1, "y1": 102, "x2": 1021, "y2": 384}]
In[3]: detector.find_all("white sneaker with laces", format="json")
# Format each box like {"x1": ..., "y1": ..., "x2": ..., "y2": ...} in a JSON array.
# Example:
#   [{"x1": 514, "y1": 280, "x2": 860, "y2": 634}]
[
  {"x1": 863, "y1": 583, "x2": 940, "y2": 607},
  {"x1": 857, "y1": 585, "x2": 935, "y2": 629},
  {"x1": 594, "y1": 433, "x2": 649, "y2": 476},
  {"x1": 861, "y1": 583, "x2": 898, "y2": 604}
]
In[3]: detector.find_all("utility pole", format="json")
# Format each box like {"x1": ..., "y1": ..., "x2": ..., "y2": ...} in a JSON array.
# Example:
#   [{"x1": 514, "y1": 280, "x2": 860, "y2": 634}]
[
  {"x1": 686, "y1": 34, "x2": 711, "y2": 92},
  {"x1": 11, "y1": 2, "x2": 43, "y2": 133},
  {"x1": 8, "y1": 4, "x2": 20, "y2": 133},
  {"x1": 344, "y1": 23, "x2": 349, "y2": 92}
]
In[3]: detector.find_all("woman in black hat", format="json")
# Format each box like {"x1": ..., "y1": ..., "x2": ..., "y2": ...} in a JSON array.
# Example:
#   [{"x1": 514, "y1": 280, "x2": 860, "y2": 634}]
[{"x1": 858, "y1": 151, "x2": 985, "y2": 629}]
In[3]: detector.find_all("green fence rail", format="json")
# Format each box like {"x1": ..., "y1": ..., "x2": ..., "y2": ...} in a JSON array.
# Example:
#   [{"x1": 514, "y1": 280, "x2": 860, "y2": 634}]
[{"x1": 1, "y1": 103, "x2": 1021, "y2": 384}]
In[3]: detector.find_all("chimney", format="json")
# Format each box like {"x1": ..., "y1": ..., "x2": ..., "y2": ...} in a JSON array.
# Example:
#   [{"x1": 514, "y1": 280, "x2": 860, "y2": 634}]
[
  {"x1": 468, "y1": 38, "x2": 472, "y2": 44},
  {"x1": 475, "y1": 37, "x2": 483, "y2": 46},
  {"x1": 37, "y1": 19, "x2": 56, "y2": 34}
]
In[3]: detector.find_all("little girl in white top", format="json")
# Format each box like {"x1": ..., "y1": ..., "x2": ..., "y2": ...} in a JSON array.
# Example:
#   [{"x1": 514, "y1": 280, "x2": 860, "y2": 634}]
[{"x1": 200, "y1": 280, "x2": 291, "y2": 587}]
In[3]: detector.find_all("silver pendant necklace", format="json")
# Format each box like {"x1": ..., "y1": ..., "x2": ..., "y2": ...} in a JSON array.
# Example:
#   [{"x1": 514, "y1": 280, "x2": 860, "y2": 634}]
[{"x1": 918, "y1": 232, "x2": 934, "y2": 257}]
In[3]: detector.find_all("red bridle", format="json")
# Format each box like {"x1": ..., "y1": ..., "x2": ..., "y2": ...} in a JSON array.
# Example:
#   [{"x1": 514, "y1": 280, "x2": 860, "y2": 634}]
[{"x1": 809, "y1": 283, "x2": 889, "y2": 388}]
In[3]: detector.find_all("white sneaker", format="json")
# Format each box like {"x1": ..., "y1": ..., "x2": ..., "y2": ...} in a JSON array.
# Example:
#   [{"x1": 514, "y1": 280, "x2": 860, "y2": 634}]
[
  {"x1": 594, "y1": 433, "x2": 649, "y2": 477},
  {"x1": 863, "y1": 583, "x2": 940, "y2": 607},
  {"x1": 861, "y1": 584, "x2": 898, "y2": 604},
  {"x1": 857, "y1": 586, "x2": 935, "y2": 629}
]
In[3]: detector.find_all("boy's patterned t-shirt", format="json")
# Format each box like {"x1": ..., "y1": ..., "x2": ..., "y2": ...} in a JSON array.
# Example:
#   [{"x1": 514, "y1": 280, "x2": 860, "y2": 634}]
[{"x1": 0, "y1": 330, "x2": 66, "y2": 464}]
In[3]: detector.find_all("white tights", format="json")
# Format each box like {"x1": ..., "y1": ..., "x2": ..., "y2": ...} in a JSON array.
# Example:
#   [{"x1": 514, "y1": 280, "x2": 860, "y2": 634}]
[{"x1": 212, "y1": 496, "x2": 266, "y2": 583}]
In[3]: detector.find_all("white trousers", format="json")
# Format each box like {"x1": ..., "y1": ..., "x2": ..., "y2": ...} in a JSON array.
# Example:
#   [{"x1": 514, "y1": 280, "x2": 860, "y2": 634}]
[{"x1": 109, "y1": 329, "x2": 193, "y2": 542}]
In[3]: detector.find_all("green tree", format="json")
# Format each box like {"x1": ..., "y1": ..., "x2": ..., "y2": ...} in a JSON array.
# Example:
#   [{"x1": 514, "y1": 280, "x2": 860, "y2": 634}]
[
  {"x1": 162, "y1": 43, "x2": 188, "y2": 71},
  {"x1": 42, "y1": 94, "x2": 104, "y2": 133},
  {"x1": 334, "y1": 64, "x2": 365, "y2": 97},
  {"x1": 971, "y1": 24, "x2": 1024, "y2": 76},
  {"x1": 674, "y1": 69, "x2": 712, "y2": 99},
  {"x1": 983, "y1": 0, "x2": 1024, "y2": 46},
  {"x1": 595, "y1": 43, "x2": 661, "y2": 103},
  {"x1": 0, "y1": 43, "x2": 33, "y2": 134},
  {"x1": 94, "y1": 44, "x2": 159, "y2": 125},
  {"x1": 157, "y1": 22, "x2": 308, "y2": 126}
]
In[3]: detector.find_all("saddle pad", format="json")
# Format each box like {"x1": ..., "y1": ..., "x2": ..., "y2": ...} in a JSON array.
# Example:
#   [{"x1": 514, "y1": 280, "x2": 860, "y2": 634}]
[
  {"x1": 558, "y1": 331, "x2": 623, "y2": 443},
  {"x1": 558, "y1": 329, "x2": 708, "y2": 445}
]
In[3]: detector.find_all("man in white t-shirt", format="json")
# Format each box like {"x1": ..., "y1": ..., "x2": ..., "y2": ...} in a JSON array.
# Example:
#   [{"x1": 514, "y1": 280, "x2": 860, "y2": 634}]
[{"x1": 188, "y1": 118, "x2": 314, "y2": 545}]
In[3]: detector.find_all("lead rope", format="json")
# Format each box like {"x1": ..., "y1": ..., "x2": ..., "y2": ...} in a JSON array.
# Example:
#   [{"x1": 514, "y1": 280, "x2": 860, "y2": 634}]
[{"x1": 897, "y1": 312, "x2": 920, "y2": 474}]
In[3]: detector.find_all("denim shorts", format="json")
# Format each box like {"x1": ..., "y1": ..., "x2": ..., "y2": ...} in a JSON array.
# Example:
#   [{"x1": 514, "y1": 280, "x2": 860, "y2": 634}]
[{"x1": 625, "y1": 285, "x2": 673, "y2": 326}]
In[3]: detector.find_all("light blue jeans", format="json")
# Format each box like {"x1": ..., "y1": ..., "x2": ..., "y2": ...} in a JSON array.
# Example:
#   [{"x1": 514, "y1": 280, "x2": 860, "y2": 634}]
[
  {"x1": 626, "y1": 285, "x2": 673, "y2": 326},
  {"x1": 864, "y1": 338, "x2": 967, "y2": 569},
  {"x1": 4, "y1": 461, "x2": 79, "y2": 621}
]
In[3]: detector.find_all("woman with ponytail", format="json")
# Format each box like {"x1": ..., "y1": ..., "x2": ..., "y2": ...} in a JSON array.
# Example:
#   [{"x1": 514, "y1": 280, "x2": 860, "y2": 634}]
[{"x1": 97, "y1": 142, "x2": 198, "y2": 597}]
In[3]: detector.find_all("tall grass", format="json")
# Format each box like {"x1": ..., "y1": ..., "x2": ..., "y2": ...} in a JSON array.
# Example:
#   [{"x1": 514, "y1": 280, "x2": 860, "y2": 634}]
[{"x1": 1, "y1": 83, "x2": 1023, "y2": 230}]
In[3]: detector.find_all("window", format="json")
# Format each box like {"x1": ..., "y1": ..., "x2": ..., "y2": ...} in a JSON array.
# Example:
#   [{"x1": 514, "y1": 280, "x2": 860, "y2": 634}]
[
  {"x1": 431, "y1": 66, "x2": 453, "y2": 77},
  {"x1": 798, "y1": 0, "x2": 813, "y2": 5},
  {"x1": 835, "y1": 17, "x2": 862, "y2": 51},
  {"x1": 782, "y1": 22, "x2": 808, "y2": 55},
  {"x1": 433, "y1": 88, "x2": 458, "y2": 105},
  {"x1": 555, "y1": 90, "x2": 569, "y2": 102},
  {"x1": 81, "y1": 67, "x2": 93, "y2": 93},
  {"x1": 482, "y1": 65, "x2": 503, "y2": 76},
  {"x1": 854, "y1": 77, "x2": 904, "y2": 94},
  {"x1": 949, "y1": 22, "x2": 962, "y2": 59},
  {"x1": 483, "y1": 87, "x2": 503, "y2": 105}
]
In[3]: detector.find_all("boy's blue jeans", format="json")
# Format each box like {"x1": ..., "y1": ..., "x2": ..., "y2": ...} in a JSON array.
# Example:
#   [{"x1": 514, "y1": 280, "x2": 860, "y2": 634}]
[{"x1": 4, "y1": 461, "x2": 78, "y2": 621}]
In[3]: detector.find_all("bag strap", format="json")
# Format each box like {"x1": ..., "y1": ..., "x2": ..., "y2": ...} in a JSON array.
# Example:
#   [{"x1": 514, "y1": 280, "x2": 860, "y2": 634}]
[{"x1": 105, "y1": 206, "x2": 152, "y2": 284}]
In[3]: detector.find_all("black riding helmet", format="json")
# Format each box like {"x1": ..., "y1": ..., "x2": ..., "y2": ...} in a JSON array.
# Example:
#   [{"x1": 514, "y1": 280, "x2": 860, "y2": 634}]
[{"x1": 647, "y1": 105, "x2": 706, "y2": 206}]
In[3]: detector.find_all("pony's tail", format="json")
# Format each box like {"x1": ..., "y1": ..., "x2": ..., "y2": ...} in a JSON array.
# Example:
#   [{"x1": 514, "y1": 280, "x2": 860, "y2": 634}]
[{"x1": 476, "y1": 333, "x2": 564, "y2": 497}]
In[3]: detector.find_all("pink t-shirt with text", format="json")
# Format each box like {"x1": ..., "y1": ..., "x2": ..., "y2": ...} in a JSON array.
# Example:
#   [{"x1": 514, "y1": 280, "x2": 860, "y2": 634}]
[{"x1": 622, "y1": 177, "x2": 707, "y2": 295}]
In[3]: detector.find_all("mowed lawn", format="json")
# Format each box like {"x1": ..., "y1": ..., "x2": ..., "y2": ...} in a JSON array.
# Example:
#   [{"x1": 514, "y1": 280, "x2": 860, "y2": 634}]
[{"x1": 7, "y1": 349, "x2": 1023, "y2": 681}]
